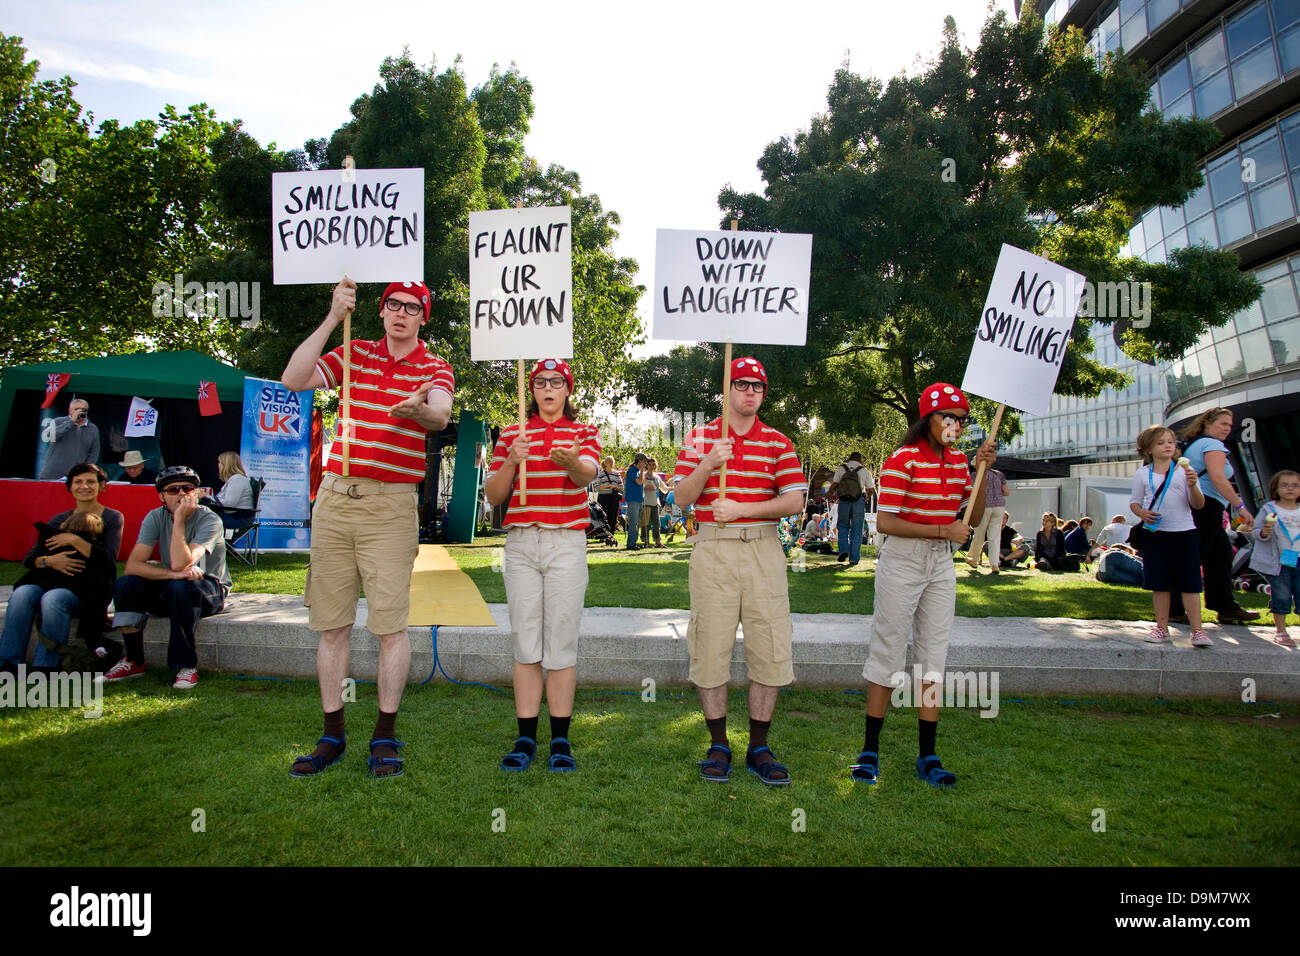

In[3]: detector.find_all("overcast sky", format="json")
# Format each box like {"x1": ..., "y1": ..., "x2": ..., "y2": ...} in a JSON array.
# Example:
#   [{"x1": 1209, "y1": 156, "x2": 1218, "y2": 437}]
[{"x1": 9, "y1": 0, "x2": 1018, "y2": 356}]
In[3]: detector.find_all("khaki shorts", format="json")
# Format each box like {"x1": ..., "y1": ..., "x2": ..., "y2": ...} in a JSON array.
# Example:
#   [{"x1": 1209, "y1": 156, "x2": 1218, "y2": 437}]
[
  {"x1": 687, "y1": 524, "x2": 793, "y2": 688},
  {"x1": 304, "y1": 477, "x2": 419, "y2": 636},
  {"x1": 503, "y1": 526, "x2": 588, "y2": 670},
  {"x1": 863, "y1": 535, "x2": 956, "y2": 686}
]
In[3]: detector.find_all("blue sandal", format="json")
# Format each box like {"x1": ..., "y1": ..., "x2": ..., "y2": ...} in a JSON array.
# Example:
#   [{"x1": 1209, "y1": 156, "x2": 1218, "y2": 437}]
[
  {"x1": 289, "y1": 734, "x2": 345, "y2": 777},
  {"x1": 697, "y1": 743, "x2": 732, "y2": 782},
  {"x1": 916, "y1": 754, "x2": 956, "y2": 788},
  {"x1": 500, "y1": 736, "x2": 535, "y2": 772},
  {"x1": 746, "y1": 746, "x2": 791, "y2": 786},
  {"x1": 548, "y1": 737, "x2": 577, "y2": 773},
  {"x1": 367, "y1": 738, "x2": 405, "y2": 779},
  {"x1": 849, "y1": 750, "x2": 879, "y2": 785}
]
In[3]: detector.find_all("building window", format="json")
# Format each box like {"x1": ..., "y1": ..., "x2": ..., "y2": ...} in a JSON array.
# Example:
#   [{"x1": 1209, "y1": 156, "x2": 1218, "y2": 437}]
[{"x1": 1227, "y1": 2, "x2": 1280, "y2": 97}]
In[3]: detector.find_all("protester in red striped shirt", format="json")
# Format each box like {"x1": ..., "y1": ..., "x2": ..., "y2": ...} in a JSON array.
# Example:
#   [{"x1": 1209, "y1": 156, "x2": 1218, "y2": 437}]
[
  {"x1": 281, "y1": 277, "x2": 453, "y2": 780},
  {"x1": 673, "y1": 356, "x2": 806, "y2": 786},
  {"x1": 485, "y1": 359, "x2": 600, "y2": 773},
  {"x1": 849, "y1": 382, "x2": 996, "y2": 789}
]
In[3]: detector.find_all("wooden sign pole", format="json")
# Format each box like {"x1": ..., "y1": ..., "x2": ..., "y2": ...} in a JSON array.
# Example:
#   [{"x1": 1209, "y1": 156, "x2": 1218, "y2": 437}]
[
  {"x1": 517, "y1": 359, "x2": 528, "y2": 505},
  {"x1": 962, "y1": 402, "x2": 1005, "y2": 525},
  {"x1": 341, "y1": 274, "x2": 353, "y2": 478},
  {"x1": 717, "y1": 219, "x2": 740, "y2": 517}
]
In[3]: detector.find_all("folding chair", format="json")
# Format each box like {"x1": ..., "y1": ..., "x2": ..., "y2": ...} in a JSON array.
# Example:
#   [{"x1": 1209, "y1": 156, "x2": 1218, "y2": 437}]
[{"x1": 222, "y1": 477, "x2": 266, "y2": 567}]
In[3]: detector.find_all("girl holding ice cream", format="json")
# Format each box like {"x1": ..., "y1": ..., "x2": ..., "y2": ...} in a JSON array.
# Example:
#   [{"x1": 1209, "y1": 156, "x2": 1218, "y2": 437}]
[
  {"x1": 1130, "y1": 425, "x2": 1210, "y2": 646},
  {"x1": 1250, "y1": 469, "x2": 1300, "y2": 646}
]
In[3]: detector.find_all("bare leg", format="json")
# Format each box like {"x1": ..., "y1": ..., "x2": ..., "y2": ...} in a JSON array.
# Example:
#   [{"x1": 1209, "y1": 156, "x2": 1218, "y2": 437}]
[
  {"x1": 866, "y1": 680, "x2": 892, "y2": 719},
  {"x1": 317, "y1": 624, "x2": 352, "y2": 711},
  {"x1": 747, "y1": 681, "x2": 781, "y2": 722},
  {"x1": 375, "y1": 629, "x2": 410, "y2": 714},
  {"x1": 1182, "y1": 595, "x2": 1203, "y2": 630},
  {"x1": 920, "y1": 682, "x2": 940, "y2": 723},
  {"x1": 1153, "y1": 592, "x2": 1170, "y2": 629},
  {"x1": 544, "y1": 665, "x2": 576, "y2": 719},
  {"x1": 697, "y1": 683, "x2": 728, "y2": 720},
  {"x1": 513, "y1": 661, "x2": 544, "y2": 718}
]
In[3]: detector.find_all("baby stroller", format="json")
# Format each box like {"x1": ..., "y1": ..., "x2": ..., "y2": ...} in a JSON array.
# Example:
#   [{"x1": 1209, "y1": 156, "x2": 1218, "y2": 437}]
[{"x1": 587, "y1": 502, "x2": 618, "y2": 547}]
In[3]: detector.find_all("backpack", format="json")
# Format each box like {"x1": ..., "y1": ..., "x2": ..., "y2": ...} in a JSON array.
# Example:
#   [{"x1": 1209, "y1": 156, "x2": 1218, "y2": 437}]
[
  {"x1": 837, "y1": 464, "x2": 864, "y2": 500},
  {"x1": 37, "y1": 632, "x2": 122, "y2": 673}
]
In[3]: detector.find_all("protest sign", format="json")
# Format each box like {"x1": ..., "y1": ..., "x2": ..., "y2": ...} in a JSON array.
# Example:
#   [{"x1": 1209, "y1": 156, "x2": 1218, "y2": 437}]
[
  {"x1": 652, "y1": 228, "x2": 812, "y2": 345},
  {"x1": 240, "y1": 377, "x2": 313, "y2": 550},
  {"x1": 271, "y1": 168, "x2": 424, "y2": 284},
  {"x1": 961, "y1": 243, "x2": 1085, "y2": 417},
  {"x1": 468, "y1": 206, "x2": 573, "y2": 361}
]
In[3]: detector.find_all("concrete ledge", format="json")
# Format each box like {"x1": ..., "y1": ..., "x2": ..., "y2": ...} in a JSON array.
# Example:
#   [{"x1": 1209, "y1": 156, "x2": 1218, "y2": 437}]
[{"x1": 2, "y1": 588, "x2": 1297, "y2": 699}]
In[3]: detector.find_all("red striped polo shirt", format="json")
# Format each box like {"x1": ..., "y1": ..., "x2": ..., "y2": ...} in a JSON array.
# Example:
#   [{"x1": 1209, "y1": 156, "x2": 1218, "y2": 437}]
[
  {"x1": 877, "y1": 442, "x2": 972, "y2": 525},
  {"x1": 489, "y1": 416, "x2": 602, "y2": 529},
  {"x1": 317, "y1": 338, "x2": 455, "y2": 483},
  {"x1": 673, "y1": 417, "x2": 805, "y2": 526}
]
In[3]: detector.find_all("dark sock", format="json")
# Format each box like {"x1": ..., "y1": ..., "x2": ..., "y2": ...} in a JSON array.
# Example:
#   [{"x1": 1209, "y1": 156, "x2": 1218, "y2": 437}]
[
  {"x1": 371, "y1": 712, "x2": 395, "y2": 749},
  {"x1": 550, "y1": 715, "x2": 571, "y2": 753},
  {"x1": 517, "y1": 715, "x2": 538, "y2": 743},
  {"x1": 749, "y1": 717, "x2": 771, "y2": 752},
  {"x1": 297, "y1": 707, "x2": 344, "y2": 774},
  {"x1": 324, "y1": 707, "x2": 345, "y2": 741},
  {"x1": 863, "y1": 714, "x2": 885, "y2": 755},
  {"x1": 919, "y1": 718, "x2": 938, "y2": 759},
  {"x1": 123, "y1": 631, "x2": 144, "y2": 666},
  {"x1": 705, "y1": 715, "x2": 728, "y2": 747}
]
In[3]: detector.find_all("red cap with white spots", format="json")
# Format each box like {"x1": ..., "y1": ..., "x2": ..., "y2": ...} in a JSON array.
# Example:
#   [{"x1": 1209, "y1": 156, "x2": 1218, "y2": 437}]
[{"x1": 919, "y1": 382, "x2": 969, "y2": 416}]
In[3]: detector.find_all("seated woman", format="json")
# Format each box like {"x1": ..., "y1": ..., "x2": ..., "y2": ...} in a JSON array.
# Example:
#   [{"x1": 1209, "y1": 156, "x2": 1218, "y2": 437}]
[
  {"x1": 1064, "y1": 517, "x2": 1093, "y2": 555},
  {"x1": 215, "y1": 452, "x2": 254, "y2": 511},
  {"x1": 998, "y1": 514, "x2": 1029, "y2": 568},
  {"x1": 1034, "y1": 512, "x2": 1081, "y2": 572},
  {"x1": 0, "y1": 464, "x2": 124, "y2": 673}
]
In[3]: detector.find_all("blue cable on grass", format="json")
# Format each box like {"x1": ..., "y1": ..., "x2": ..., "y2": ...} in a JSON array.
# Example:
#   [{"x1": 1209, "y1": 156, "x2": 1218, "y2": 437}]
[{"x1": 421, "y1": 625, "x2": 504, "y2": 694}]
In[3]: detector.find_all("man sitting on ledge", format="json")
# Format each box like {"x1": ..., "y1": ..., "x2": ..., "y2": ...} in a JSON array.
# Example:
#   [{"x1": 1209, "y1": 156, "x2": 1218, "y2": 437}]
[{"x1": 100, "y1": 465, "x2": 230, "y2": 690}]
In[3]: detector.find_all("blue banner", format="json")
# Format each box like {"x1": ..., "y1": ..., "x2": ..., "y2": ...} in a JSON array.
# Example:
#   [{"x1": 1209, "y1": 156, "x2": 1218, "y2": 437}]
[{"x1": 240, "y1": 377, "x2": 313, "y2": 550}]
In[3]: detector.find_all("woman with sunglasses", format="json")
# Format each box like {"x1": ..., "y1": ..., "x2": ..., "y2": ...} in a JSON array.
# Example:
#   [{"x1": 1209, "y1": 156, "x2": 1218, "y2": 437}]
[
  {"x1": 485, "y1": 359, "x2": 601, "y2": 773},
  {"x1": 849, "y1": 383, "x2": 996, "y2": 788}
]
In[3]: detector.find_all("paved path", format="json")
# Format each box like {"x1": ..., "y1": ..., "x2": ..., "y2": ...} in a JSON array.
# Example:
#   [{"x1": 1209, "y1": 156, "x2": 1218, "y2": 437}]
[{"x1": 3, "y1": 587, "x2": 1296, "y2": 699}]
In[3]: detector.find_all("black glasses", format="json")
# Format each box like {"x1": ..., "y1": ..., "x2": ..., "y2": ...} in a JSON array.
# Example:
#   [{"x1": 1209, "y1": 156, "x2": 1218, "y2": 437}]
[
  {"x1": 163, "y1": 485, "x2": 196, "y2": 495},
  {"x1": 939, "y1": 414, "x2": 970, "y2": 427},
  {"x1": 533, "y1": 376, "x2": 568, "y2": 390},
  {"x1": 383, "y1": 298, "x2": 424, "y2": 317},
  {"x1": 732, "y1": 380, "x2": 767, "y2": 393}
]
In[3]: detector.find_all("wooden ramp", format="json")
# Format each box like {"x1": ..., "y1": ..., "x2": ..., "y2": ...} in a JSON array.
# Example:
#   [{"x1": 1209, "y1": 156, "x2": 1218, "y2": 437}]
[{"x1": 407, "y1": 544, "x2": 497, "y2": 627}]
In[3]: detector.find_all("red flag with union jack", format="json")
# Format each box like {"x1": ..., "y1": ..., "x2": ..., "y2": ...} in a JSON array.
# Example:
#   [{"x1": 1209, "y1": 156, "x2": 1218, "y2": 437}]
[
  {"x1": 40, "y1": 373, "x2": 71, "y2": 409},
  {"x1": 197, "y1": 380, "x2": 221, "y2": 417}
]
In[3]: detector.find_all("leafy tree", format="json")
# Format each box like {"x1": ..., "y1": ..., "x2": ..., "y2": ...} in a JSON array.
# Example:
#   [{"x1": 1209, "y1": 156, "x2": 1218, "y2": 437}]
[
  {"x1": 0, "y1": 35, "x2": 235, "y2": 367},
  {"x1": 204, "y1": 51, "x2": 642, "y2": 423},
  {"x1": 630, "y1": 12, "x2": 1260, "y2": 441}
]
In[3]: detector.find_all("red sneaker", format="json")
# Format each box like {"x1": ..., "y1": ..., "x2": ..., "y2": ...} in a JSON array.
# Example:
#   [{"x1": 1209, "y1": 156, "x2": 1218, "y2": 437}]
[
  {"x1": 172, "y1": 668, "x2": 198, "y2": 690},
  {"x1": 100, "y1": 659, "x2": 147, "y2": 682}
]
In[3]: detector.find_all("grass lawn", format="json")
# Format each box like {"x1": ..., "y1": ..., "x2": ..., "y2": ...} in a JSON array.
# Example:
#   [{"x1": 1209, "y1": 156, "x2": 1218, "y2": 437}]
[
  {"x1": 0, "y1": 678, "x2": 1294, "y2": 866},
  {"x1": 0, "y1": 538, "x2": 1287, "y2": 623}
]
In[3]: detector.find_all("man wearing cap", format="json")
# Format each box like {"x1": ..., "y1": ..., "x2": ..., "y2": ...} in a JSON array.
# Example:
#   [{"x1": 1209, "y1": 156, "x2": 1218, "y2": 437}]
[
  {"x1": 624, "y1": 452, "x2": 648, "y2": 550},
  {"x1": 38, "y1": 398, "x2": 100, "y2": 480},
  {"x1": 118, "y1": 450, "x2": 158, "y2": 485},
  {"x1": 101, "y1": 465, "x2": 230, "y2": 690},
  {"x1": 673, "y1": 357, "x2": 806, "y2": 786},
  {"x1": 281, "y1": 278, "x2": 454, "y2": 779}
]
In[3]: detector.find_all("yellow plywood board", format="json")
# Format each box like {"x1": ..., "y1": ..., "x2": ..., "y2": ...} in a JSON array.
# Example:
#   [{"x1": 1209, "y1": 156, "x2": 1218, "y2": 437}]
[{"x1": 407, "y1": 544, "x2": 497, "y2": 627}]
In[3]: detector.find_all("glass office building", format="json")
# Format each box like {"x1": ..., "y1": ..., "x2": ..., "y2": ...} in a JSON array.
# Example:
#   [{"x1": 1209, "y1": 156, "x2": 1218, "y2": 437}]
[{"x1": 1015, "y1": 0, "x2": 1299, "y2": 500}]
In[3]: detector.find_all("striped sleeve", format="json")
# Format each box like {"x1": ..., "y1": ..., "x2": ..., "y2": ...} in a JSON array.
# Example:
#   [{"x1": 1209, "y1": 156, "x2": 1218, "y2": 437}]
[
  {"x1": 317, "y1": 343, "x2": 347, "y2": 389},
  {"x1": 876, "y1": 448, "x2": 912, "y2": 513}
]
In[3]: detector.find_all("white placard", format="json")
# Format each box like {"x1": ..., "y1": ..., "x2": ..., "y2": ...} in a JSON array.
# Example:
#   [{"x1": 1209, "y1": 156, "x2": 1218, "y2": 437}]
[
  {"x1": 961, "y1": 243, "x2": 1086, "y2": 416},
  {"x1": 468, "y1": 206, "x2": 573, "y2": 361},
  {"x1": 124, "y1": 397, "x2": 158, "y2": 437},
  {"x1": 652, "y1": 228, "x2": 812, "y2": 345},
  {"x1": 271, "y1": 168, "x2": 424, "y2": 284}
]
